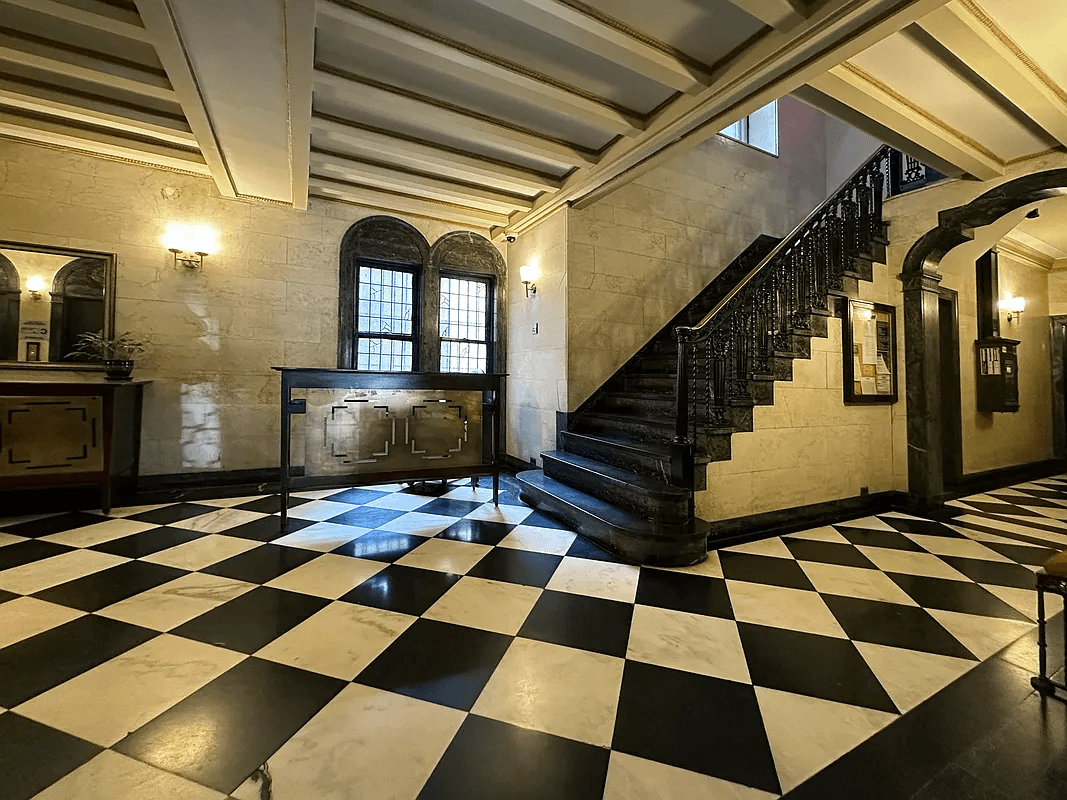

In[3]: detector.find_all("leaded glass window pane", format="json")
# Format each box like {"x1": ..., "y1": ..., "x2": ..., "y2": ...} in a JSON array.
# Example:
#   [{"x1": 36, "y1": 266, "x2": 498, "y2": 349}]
[
  {"x1": 440, "y1": 274, "x2": 491, "y2": 373},
  {"x1": 354, "y1": 264, "x2": 416, "y2": 371}
]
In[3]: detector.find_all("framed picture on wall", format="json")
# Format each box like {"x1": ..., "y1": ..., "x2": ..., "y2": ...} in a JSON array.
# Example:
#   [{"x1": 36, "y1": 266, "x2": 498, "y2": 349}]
[{"x1": 842, "y1": 298, "x2": 898, "y2": 404}]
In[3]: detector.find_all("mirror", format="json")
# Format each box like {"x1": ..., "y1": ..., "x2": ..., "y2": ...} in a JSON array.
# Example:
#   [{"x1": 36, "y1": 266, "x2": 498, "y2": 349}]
[{"x1": 0, "y1": 241, "x2": 116, "y2": 369}]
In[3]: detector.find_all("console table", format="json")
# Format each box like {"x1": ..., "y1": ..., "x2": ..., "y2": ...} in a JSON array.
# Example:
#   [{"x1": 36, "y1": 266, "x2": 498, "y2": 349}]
[
  {"x1": 275, "y1": 368, "x2": 505, "y2": 529},
  {"x1": 0, "y1": 377, "x2": 148, "y2": 512}
]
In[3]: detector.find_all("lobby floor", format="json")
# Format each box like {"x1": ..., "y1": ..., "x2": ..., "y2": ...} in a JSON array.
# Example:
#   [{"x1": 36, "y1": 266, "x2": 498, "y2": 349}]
[{"x1": 0, "y1": 475, "x2": 1064, "y2": 800}]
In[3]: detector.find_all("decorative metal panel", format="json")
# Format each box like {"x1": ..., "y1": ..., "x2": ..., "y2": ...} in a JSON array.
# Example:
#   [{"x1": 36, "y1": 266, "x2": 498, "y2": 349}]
[
  {"x1": 304, "y1": 388, "x2": 483, "y2": 476},
  {"x1": 0, "y1": 395, "x2": 104, "y2": 477}
]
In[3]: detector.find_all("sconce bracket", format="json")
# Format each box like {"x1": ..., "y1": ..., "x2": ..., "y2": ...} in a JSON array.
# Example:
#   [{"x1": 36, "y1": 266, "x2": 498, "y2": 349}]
[{"x1": 170, "y1": 249, "x2": 205, "y2": 271}]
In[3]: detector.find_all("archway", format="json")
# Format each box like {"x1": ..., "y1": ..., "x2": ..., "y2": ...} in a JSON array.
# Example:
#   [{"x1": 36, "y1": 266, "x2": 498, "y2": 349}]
[
  {"x1": 49, "y1": 257, "x2": 106, "y2": 362},
  {"x1": 0, "y1": 254, "x2": 19, "y2": 361}
]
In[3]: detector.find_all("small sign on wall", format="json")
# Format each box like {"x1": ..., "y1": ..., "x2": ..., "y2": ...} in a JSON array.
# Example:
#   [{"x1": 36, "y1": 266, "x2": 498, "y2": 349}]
[{"x1": 19, "y1": 321, "x2": 48, "y2": 340}]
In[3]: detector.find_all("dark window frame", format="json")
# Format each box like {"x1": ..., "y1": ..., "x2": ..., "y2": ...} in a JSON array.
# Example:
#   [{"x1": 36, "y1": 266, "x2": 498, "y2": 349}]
[
  {"x1": 353, "y1": 258, "x2": 422, "y2": 372},
  {"x1": 439, "y1": 269, "x2": 495, "y2": 374}
]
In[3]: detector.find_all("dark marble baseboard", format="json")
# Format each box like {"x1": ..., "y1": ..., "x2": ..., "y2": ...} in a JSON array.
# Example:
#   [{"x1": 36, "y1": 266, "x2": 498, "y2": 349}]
[{"x1": 947, "y1": 459, "x2": 1067, "y2": 500}]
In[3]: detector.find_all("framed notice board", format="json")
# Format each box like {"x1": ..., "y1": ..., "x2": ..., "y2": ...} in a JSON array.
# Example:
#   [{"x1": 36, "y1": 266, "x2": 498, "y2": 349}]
[{"x1": 842, "y1": 299, "x2": 898, "y2": 404}]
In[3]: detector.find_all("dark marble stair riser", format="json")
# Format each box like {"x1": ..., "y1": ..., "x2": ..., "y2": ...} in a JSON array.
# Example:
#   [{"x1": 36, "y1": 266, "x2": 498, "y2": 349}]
[
  {"x1": 621, "y1": 373, "x2": 675, "y2": 393},
  {"x1": 851, "y1": 255, "x2": 875, "y2": 281},
  {"x1": 559, "y1": 431, "x2": 709, "y2": 492},
  {"x1": 635, "y1": 353, "x2": 676, "y2": 374},
  {"x1": 781, "y1": 334, "x2": 812, "y2": 360},
  {"x1": 827, "y1": 274, "x2": 860, "y2": 298},
  {"x1": 595, "y1": 394, "x2": 754, "y2": 433},
  {"x1": 569, "y1": 414, "x2": 733, "y2": 462},
  {"x1": 542, "y1": 452, "x2": 689, "y2": 525},
  {"x1": 768, "y1": 355, "x2": 794, "y2": 381},
  {"x1": 747, "y1": 376, "x2": 775, "y2": 405},
  {"x1": 516, "y1": 470, "x2": 708, "y2": 567}
]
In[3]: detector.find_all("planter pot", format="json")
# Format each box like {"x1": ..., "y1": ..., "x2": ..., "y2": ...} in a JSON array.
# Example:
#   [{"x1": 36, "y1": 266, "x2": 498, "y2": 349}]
[{"x1": 104, "y1": 360, "x2": 134, "y2": 381}]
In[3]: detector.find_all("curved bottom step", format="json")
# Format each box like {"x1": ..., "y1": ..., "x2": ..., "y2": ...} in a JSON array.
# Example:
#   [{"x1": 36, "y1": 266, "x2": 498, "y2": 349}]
[{"x1": 516, "y1": 469, "x2": 708, "y2": 568}]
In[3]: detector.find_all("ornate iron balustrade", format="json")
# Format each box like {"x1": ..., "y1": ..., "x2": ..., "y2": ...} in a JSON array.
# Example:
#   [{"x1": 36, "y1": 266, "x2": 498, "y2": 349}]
[
  {"x1": 670, "y1": 145, "x2": 892, "y2": 488},
  {"x1": 882, "y1": 148, "x2": 943, "y2": 198}
]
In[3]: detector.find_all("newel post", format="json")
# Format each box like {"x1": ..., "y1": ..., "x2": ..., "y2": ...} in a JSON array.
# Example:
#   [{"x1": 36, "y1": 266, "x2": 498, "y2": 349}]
[{"x1": 671, "y1": 328, "x2": 695, "y2": 493}]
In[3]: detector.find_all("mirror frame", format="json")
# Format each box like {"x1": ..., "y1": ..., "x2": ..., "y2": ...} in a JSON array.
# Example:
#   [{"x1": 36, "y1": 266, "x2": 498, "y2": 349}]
[{"x1": 0, "y1": 240, "x2": 117, "y2": 371}]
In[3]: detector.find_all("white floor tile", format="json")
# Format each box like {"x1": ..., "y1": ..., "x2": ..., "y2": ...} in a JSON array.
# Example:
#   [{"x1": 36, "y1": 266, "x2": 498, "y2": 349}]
[
  {"x1": 394, "y1": 538, "x2": 491, "y2": 574},
  {"x1": 271, "y1": 522, "x2": 370, "y2": 552},
  {"x1": 266, "y1": 553, "x2": 383, "y2": 599},
  {"x1": 546, "y1": 557, "x2": 640, "y2": 603},
  {"x1": 0, "y1": 597, "x2": 84, "y2": 649},
  {"x1": 424, "y1": 576, "x2": 541, "y2": 634},
  {"x1": 604, "y1": 751, "x2": 777, "y2": 800},
  {"x1": 43, "y1": 518, "x2": 158, "y2": 548},
  {"x1": 727, "y1": 580, "x2": 849, "y2": 639},
  {"x1": 497, "y1": 525, "x2": 577, "y2": 555},
  {"x1": 31, "y1": 751, "x2": 225, "y2": 800},
  {"x1": 0, "y1": 549, "x2": 126, "y2": 595},
  {"x1": 99, "y1": 573, "x2": 254, "y2": 631},
  {"x1": 169, "y1": 508, "x2": 266, "y2": 533},
  {"x1": 141, "y1": 535, "x2": 261, "y2": 571},
  {"x1": 627, "y1": 604, "x2": 750, "y2": 684}
]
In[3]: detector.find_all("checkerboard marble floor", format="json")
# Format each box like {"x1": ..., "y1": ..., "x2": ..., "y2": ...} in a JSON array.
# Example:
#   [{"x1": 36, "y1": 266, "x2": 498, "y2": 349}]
[{"x1": 1, "y1": 474, "x2": 1065, "y2": 800}]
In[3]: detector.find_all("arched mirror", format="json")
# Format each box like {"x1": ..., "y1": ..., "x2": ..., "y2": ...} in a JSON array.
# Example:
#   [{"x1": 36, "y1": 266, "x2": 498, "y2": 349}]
[{"x1": 0, "y1": 241, "x2": 116, "y2": 368}]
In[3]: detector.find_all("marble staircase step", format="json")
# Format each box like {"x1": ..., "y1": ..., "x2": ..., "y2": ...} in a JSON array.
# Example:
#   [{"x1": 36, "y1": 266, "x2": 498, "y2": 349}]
[{"x1": 559, "y1": 430, "x2": 710, "y2": 492}]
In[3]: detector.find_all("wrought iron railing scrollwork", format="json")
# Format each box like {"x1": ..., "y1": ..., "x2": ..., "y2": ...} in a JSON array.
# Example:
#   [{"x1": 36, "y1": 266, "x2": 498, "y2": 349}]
[{"x1": 670, "y1": 145, "x2": 893, "y2": 487}]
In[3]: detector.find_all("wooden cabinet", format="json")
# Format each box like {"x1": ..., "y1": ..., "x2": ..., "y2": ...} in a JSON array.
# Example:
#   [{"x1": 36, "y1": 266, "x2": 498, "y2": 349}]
[{"x1": 0, "y1": 378, "x2": 148, "y2": 511}]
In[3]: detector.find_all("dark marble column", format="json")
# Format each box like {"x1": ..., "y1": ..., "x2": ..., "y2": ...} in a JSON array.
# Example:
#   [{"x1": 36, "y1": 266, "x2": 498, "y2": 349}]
[{"x1": 903, "y1": 269, "x2": 944, "y2": 506}]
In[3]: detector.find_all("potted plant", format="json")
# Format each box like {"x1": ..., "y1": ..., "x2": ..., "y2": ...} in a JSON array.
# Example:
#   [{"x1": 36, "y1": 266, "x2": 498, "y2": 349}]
[{"x1": 70, "y1": 330, "x2": 150, "y2": 380}]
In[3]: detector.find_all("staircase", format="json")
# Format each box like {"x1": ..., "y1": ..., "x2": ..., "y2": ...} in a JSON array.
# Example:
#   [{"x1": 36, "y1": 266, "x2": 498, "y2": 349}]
[{"x1": 516, "y1": 147, "x2": 892, "y2": 567}]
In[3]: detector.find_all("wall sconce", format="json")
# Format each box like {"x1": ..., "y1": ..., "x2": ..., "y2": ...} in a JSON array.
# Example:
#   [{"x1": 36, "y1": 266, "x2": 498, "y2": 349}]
[
  {"x1": 1000, "y1": 296, "x2": 1025, "y2": 324},
  {"x1": 163, "y1": 222, "x2": 218, "y2": 271},
  {"x1": 519, "y1": 264, "x2": 538, "y2": 297},
  {"x1": 25, "y1": 276, "x2": 46, "y2": 300}
]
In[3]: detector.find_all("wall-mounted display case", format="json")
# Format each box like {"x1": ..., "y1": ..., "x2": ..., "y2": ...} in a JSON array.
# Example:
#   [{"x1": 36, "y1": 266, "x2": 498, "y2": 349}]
[{"x1": 842, "y1": 299, "x2": 898, "y2": 404}]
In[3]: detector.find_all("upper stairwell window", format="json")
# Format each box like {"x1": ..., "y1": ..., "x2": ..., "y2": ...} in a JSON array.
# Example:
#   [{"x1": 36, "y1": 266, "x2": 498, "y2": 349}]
[{"x1": 720, "y1": 100, "x2": 779, "y2": 156}]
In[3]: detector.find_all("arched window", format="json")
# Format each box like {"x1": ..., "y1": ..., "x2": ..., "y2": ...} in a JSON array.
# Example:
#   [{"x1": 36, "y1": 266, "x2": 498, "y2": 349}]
[
  {"x1": 49, "y1": 257, "x2": 106, "y2": 362},
  {"x1": 338, "y1": 218, "x2": 505, "y2": 374},
  {"x1": 0, "y1": 254, "x2": 19, "y2": 361}
]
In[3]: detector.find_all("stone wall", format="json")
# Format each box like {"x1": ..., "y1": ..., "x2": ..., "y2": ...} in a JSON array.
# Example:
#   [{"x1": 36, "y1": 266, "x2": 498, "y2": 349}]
[
  {"x1": 1050, "y1": 268, "x2": 1067, "y2": 316},
  {"x1": 565, "y1": 96, "x2": 830, "y2": 409},
  {"x1": 0, "y1": 139, "x2": 490, "y2": 474}
]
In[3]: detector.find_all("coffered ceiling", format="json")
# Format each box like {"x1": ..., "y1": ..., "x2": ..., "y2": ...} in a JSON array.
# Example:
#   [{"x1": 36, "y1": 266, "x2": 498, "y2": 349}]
[
  {"x1": 798, "y1": 0, "x2": 1067, "y2": 182},
  {"x1": 0, "y1": 0, "x2": 949, "y2": 234}
]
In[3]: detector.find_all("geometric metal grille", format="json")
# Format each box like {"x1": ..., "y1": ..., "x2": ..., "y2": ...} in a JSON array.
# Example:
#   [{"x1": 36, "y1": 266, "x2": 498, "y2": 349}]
[
  {"x1": 440, "y1": 275, "x2": 490, "y2": 373},
  {"x1": 355, "y1": 266, "x2": 415, "y2": 371},
  {"x1": 0, "y1": 395, "x2": 104, "y2": 476}
]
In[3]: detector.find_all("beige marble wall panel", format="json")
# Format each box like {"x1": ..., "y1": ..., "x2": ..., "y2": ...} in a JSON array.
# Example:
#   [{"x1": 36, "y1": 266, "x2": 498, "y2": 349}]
[
  {"x1": 0, "y1": 139, "x2": 485, "y2": 475},
  {"x1": 1049, "y1": 270, "x2": 1067, "y2": 317}
]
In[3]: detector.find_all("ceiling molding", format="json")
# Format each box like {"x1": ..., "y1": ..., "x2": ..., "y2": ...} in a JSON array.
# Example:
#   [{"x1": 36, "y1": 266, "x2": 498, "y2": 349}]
[
  {"x1": 133, "y1": 0, "x2": 238, "y2": 197},
  {"x1": 0, "y1": 131, "x2": 209, "y2": 177},
  {"x1": 725, "y1": 0, "x2": 808, "y2": 32},
  {"x1": 310, "y1": 148, "x2": 535, "y2": 214},
  {"x1": 3, "y1": 0, "x2": 155, "y2": 43},
  {"x1": 809, "y1": 61, "x2": 1004, "y2": 180},
  {"x1": 309, "y1": 175, "x2": 509, "y2": 228},
  {"x1": 313, "y1": 65, "x2": 599, "y2": 169},
  {"x1": 463, "y1": 0, "x2": 708, "y2": 94},
  {"x1": 284, "y1": 0, "x2": 315, "y2": 210},
  {"x1": 997, "y1": 235, "x2": 1055, "y2": 270},
  {"x1": 310, "y1": 114, "x2": 562, "y2": 195},
  {"x1": 916, "y1": 0, "x2": 1067, "y2": 149},
  {"x1": 505, "y1": 0, "x2": 955, "y2": 234},
  {"x1": 316, "y1": 0, "x2": 646, "y2": 136}
]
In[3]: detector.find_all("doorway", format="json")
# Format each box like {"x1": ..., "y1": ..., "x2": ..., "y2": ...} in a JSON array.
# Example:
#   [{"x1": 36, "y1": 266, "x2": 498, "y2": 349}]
[
  {"x1": 938, "y1": 290, "x2": 963, "y2": 489},
  {"x1": 1052, "y1": 316, "x2": 1067, "y2": 460}
]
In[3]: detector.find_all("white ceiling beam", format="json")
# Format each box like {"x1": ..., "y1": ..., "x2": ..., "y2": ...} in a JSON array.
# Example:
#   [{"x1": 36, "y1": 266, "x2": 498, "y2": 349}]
[
  {"x1": 917, "y1": 1, "x2": 1067, "y2": 149},
  {"x1": 0, "y1": 108, "x2": 210, "y2": 174},
  {"x1": 311, "y1": 149, "x2": 534, "y2": 214},
  {"x1": 809, "y1": 63, "x2": 1003, "y2": 180},
  {"x1": 724, "y1": 0, "x2": 808, "y2": 31},
  {"x1": 3, "y1": 0, "x2": 155, "y2": 43},
  {"x1": 463, "y1": 0, "x2": 707, "y2": 94},
  {"x1": 313, "y1": 67, "x2": 599, "y2": 170},
  {"x1": 0, "y1": 77, "x2": 196, "y2": 146},
  {"x1": 133, "y1": 0, "x2": 237, "y2": 197},
  {"x1": 309, "y1": 175, "x2": 508, "y2": 229},
  {"x1": 315, "y1": 0, "x2": 644, "y2": 137},
  {"x1": 285, "y1": 0, "x2": 315, "y2": 210},
  {"x1": 0, "y1": 32, "x2": 175, "y2": 102},
  {"x1": 311, "y1": 115, "x2": 561, "y2": 195}
]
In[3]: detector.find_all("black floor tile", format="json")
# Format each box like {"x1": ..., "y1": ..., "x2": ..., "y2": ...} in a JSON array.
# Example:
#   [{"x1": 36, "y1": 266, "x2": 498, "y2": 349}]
[
  {"x1": 566, "y1": 536, "x2": 623, "y2": 563},
  {"x1": 496, "y1": 491, "x2": 529, "y2": 508},
  {"x1": 519, "y1": 509, "x2": 569, "y2": 529},
  {"x1": 467, "y1": 548, "x2": 562, "y2": 588},
  {"x1": 220, "y1": 515, "x2": 313, "y2": 542},
  {"x1": 418, "y1": 714, "x2": 609, "y2": 800},
  {"x1": 0, "y1": 588, "x2": 16, "y2": 604},
  {"x1": 322, "y1": 487, "x2": 390, "y2": 505},
  {"x1": 0, "y1": 713, "x2": 101, "y2": 800},
  {"x1": 719, "y1": 551, "x2": 815, "y2": 591},
  {"x1": 982, "y1": 541, "x2": 1059, "y2": 567},
  {"x1": 518, "y1": 590, "x2": 633, "y2": 657},
  {"x1": 823, "y1": 595, "x2": 976, "y2": 661},
  {"x1": 1014, "y1": 488, "x2": 1067, "y2": 502},
  {"x1": 127, "y1": 503, "x2": 217, "y2": 525},
  {"x1": 737, "y1": 622, "x2": 899, "y2": 713},
  {"x1": 0, "y1": 539, "x2": 73, "y2": 571},
  {"x1": 0, "y1": 512, "x2": 105, "y2": 539},
  {"x1": 356, "y1": 618, "x2": 512, "y2": 710},
  {"x1": 419, "y1": 498, "x2": 483, "y2": 517},
  {"x1": 783, "y1": 538, "x2": 878, "y2": 569},
  {"x1": 612, "y1": 660, "x2": 780, "y2": 794},
  {"x1": 962, "y1": 500, "x2": 1043, "y2": 517},
  {"x1": 888, "y1": 573, "x2": 1032, "y2": 622},
  {"x1": 331, "y1": 530, "x2": 424, "y2": 562},
  {"x1": 938, "y1": 555, "x2": 1041, "y2": 590},
  {"x1": 202, "y1": 544, "x2": 320, "y2": 584},
  {"x1": 880, "y1": 516, "x2": 965, "y2": 538},
  {"x1": 114, "y1": 657, "x2": 345, "y2": 794},
  {"x1": 90, "y1": 525, "x2": 202, "y2": 558},
  {"x1": 171, "y1": 586, "x2": 328, "y2": 654},
  {"x1": 400, "y1": 481, "x2": 453, "y2": 497},
  {"x1": 33, "y1": 561, "x2": 187, "y2": 612},
  {"x1": 910, "y1": 764, "x2": 1015, "y2": 800},
  {"x1": 635, "y1": 569, "x2": 734, "y2": 618},
  {"x1": 327, "y1": 507, "x2": 407, "y2": 529},
  {"x1": 231, "y1": 495, "x2": 309, "y2": 514},
  {"x1": 836, "y1": 526, "x2": 926, "y2": 552},
  {"x1": 436, "y1": 518, "x2": 515, "y2": 545},
  {"x1": 0, "y1": 615, "x2": 157, "y2": 706},
  {"x1": 341, "y1": 564, "x2": 460, "y2": 616},
  {"x1": 989, "y1": 494, "x2": 1065, "y2": 510}
]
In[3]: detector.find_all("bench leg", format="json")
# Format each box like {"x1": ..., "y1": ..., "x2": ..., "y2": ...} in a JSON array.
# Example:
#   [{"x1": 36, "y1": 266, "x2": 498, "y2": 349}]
[{"x1": 1031, "y1": 587, "x2": 1057, "y2": 696}]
